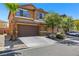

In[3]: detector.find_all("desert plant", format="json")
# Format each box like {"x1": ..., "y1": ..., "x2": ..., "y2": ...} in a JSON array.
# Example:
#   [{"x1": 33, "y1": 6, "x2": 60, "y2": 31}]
[{"x1": 44, "y1": 12, "x2": 63, "y2": 33}]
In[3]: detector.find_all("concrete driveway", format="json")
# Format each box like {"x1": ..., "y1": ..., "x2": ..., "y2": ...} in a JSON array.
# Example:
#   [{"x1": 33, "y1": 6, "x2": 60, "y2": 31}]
[{"x1": 18, "y1": 36, "x2": 57, "y2": 48}]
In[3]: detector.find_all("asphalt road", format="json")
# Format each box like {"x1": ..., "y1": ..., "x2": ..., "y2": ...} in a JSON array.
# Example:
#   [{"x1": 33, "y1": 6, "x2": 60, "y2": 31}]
[{"x1": 1, "y1": 43, "x2": 79, "y2": 56}]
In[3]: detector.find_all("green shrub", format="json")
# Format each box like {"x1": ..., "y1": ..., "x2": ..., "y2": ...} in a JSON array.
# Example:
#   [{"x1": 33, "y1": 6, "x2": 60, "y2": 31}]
[{"x1": 56, "y1": 34, "x2": 64, "y2": 39}]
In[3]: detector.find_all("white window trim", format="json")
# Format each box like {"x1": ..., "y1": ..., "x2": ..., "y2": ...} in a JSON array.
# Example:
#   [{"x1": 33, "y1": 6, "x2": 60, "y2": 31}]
[
  {"x1": 34, "y1": 20, "x2": 45, "y2": 23},
  {"x1": 17, "y1": 8, "x2": 28, "y2": 11},
  {"x1": 15, "y1": 16, "x2": 33, "y2": 20}
]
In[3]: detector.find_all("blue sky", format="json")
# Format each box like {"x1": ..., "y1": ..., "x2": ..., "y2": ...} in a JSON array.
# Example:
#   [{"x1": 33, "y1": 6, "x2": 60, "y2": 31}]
[{"x1": 0, "y1": 3, "x2": 79, "y2": 21}]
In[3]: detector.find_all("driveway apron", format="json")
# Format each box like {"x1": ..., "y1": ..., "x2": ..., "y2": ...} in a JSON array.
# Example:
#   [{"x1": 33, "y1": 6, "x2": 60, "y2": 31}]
[{"x1": 18, "y1": 36, "x2": 57, "y2": 48}]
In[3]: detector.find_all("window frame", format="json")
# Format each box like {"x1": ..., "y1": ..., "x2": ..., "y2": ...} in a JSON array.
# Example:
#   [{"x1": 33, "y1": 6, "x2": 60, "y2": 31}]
[
  {"x1": 15, "y1": 8, "x2": 31, "y2": 18},
  {"x1": 36, "y1": 12, "x2": 45, "y2": 20}
]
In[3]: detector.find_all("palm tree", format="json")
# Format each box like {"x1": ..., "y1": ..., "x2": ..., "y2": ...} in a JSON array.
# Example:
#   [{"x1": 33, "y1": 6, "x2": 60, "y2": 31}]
[
  {"x1": 44, "y1": 12, "x2": 62, "y2": 33},
  {"x1": 4, "y1": 3, "x2": 19, "y2": 40}
]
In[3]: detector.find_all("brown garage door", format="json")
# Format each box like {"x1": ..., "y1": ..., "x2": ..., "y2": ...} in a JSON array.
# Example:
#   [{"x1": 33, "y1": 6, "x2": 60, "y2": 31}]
[{"x1": 17, "y1": 24, "x2": 39, "y2": 37}]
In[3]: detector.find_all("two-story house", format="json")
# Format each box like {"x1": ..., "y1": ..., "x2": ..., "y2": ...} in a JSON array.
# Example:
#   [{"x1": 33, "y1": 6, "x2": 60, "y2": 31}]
[{"x1": 8, "y1": 4, "x2": 48, "y2": 37}]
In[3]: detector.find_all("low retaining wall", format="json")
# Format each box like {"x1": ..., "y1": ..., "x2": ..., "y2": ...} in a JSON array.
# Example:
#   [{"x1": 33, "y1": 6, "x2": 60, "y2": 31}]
[{"x1": 0, "y1": 35, "x2": 5, "y2": 51}]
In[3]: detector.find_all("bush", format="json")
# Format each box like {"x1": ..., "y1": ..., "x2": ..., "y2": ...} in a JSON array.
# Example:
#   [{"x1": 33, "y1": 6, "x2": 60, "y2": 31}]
[
  {"x1": 46, "y1": 33, "x2": 56, "y2": 39},
  {"x1": 56, "y1": 34, "x2": 64, "y2": 39}
]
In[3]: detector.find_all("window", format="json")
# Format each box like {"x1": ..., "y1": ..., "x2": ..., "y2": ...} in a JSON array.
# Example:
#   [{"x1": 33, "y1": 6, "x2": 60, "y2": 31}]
[
  {"x1": 16, "y1": 9, "x2": 31, "y2": 18},
  {"x1": 39, "y1": 13, "x2": 42, "y2": 19},
  {"x1": 37, "y1": 12, "x2": 44, "y2": 19},
  {"x1": 20, "y1": 9, "x2": 23, "y2": 16},
  {"x1": 23, "y1": 10, "x2": 31, "y2": 18},
  {"x1": 16, "y1": 9, "x2": 20, "y2": 16}
]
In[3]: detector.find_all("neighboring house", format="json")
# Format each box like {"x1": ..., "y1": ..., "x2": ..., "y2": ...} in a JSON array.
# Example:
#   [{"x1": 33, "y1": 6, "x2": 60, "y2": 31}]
[
  {"x1": 8, "y1": 4, "x2": 49, "y2": 37},
  {"x1": 0, "y1": 20, "x2": 8, "y2": 34}
]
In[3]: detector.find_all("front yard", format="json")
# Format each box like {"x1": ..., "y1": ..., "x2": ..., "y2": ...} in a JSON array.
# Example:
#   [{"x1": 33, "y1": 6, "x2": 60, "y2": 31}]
[{"x1": 1, "y1": 34, "x2": 79, "y2": 56}]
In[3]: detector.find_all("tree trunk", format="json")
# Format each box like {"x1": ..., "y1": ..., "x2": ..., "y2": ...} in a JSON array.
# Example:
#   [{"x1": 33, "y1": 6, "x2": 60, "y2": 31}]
[
  {"x1": 12, "y1": 13, "x2": 16, "y2": 41},
  {"x1": 57, "y1": 26, "x2": 59, "y2": 32},
  {"x1": 9, "y1": 12, "x2": 16, "y2": 41},
  {"x1": 52, "y1": 26, "x2": 54, "y2": 34}
]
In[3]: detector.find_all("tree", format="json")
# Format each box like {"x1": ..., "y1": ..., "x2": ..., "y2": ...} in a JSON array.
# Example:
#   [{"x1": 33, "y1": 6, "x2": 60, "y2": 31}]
[
  {"x1": 44, "y1": 13, "x2": 62, "y2": 33},
  {"x1": 4, "y1": 3, "x2": 19, "y2": 40},
  {"x1": 61, "y1": 15, "x2": 73, "y2": 32},
  {"x1": 73, "y1": 20, "x2": 79, "y2": 31}
]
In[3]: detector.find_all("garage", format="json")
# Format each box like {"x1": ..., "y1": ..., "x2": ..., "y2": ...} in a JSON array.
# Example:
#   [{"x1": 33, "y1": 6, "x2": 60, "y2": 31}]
[{"x1": 17, "y1": 24, "x2": 39, "y2": 37}]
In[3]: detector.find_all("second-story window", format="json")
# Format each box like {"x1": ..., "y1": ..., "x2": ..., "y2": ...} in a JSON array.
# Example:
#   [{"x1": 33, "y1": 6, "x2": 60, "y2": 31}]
[
  {"x1": 16, "y1": 9, "x2": 31, "y2": 18},
  {"x1": 37, "y1": 12, "x2": 45, "y2": 19},
  {"x1": 39, "y1": 13, "x2": 42, "y2": 19},
  {"x1": 16, "y1": 9, "x2": 20, "y2": 16},
  {"x1": 20, "y1": 9, "x2": 23, "y2": 16},
  {"x1": 23, "y1": 10, "x2": 31, "y2": 18}
]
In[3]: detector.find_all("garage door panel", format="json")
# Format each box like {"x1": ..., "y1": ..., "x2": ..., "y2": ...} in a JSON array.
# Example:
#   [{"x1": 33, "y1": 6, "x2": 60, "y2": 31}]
[{"x1": 17, "y1": 25, "x2": 39, "y2": 37}]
